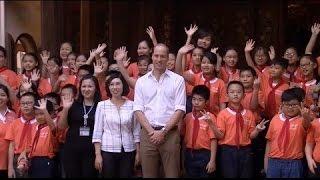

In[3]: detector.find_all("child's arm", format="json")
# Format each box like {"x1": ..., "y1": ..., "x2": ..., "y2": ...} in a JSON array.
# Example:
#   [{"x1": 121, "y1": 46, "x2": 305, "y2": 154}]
[
  {"x1": 211, "y1": 48, "x2": 222, "y2": 72},
  {"x1": 8, "y1": 141, "x2": 16, "y2": 178},
  {"x1": 202, "y1": 111, "x2": 224, "y2": 139},
  {"x1": 264, "y1": 140, "x2": 270, "y2": 173},
  {"x1": 114, "y1": 47, "x2": 137, "y2": 89},
  {"x1": 175, "y1": 44, "x2": 195, "y2": 75},
  {"x1": 305, "y1": 142, "x2": 317, "y2": 174},
  {"x1": 301, "y1": 105, "x2": 312, "y2": 130},
  {"x1": 244, "y1": 39, "x2": 255, "y2": 67},
  {"x1": 206, "y1": 139, "x2": 217, "y2": 173},
  {"x1": 40, "y1": 50, "x2": 50, "y2": 78},
  {"x1": 305, "y1": 23, "x2": 320, "y2": 54},
  {"x1": 34, "y1": 99, "x2": 56, "y2": 131},
  {"x1": 184, "y1": 24, "x2": 198, "y2": 45},
  {"x1": 250, "y1": 119, "x2": 269, "y2": 139},
  {"x1": 57, "y1": 94, "x2": 74, "y2": 130},
  {"x1": 250, "y1": 78, "x2": 260, "y2": 110},
  {"x1": 86, "y1": 44, "x2": 107, "y2": 65},
  {"x1": 146, "y1": 26, "x2": 158, "y2": 46}
]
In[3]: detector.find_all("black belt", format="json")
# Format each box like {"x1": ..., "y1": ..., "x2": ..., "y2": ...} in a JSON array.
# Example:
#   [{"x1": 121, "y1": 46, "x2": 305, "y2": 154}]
[{"x1": 152, "y1": 126, "x2": 177, "y2": 131}]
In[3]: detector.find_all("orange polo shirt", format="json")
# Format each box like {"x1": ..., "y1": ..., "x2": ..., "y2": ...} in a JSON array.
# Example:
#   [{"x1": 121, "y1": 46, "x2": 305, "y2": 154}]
[
  {"x1": 183, "y1": 69, "x2": 202, "y2": 96},
  {"x1": 219, "y1": 66, "x2": 240, "y2": 84},
  {"x1": 266, "y1": 113, "x2": 306, "y2": 159},
  {"x1": 292, "y1": 78, "x2": 317, "y2": 108},
  {"x1": 194, "y1": 75, "x2": 228, "y2": 116},
  {"x1": 0, "y1": 67, "x2": 19, "y2": 90},
  {"x1": 261, "y1": 78, "x2": 289, "y2": 118},
  {"x1": 241, "y1": 90, "x2": 265, "y2": 123},
  {"x1": 38, "y1": 78, "x2": 52, "y2": 97},
  {"x1": 217, "y1": 108, "x2": 256, "y2": 146},
  {"x1": 307, "y1": 119, "x2": 320, "y2": 163},
  {"x1": 127, "y1": 62, "x2": 139, "y2": 79},
  {"x1": 0, "y1": 110, "x2": 17, "y2": 170},
  {"x1": 4, "y1": 117, "x2": 38, "y2": 154},
  {"x1": 261, "y1": 68, "x2": 291, "y2": 84},
  {"x1": 182, "y1": 112, "x2": 216, "y2": 150},
  {"x1": 29, "y1": 124, "x2": 57, "y2": 159}
]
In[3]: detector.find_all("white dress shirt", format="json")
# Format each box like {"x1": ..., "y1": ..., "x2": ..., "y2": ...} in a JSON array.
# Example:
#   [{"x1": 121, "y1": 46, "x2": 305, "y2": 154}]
[
  {"x1": 133, "y1": 69, "x2": 186, "y2": 127},
  {"x1": 92, "y1": 99, "x2": 140, "y2": 153}
]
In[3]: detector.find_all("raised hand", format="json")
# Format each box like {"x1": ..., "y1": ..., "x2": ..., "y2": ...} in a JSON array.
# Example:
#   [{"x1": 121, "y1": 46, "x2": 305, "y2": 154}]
[
  {"x1": 123, "y1": 57, "x2": 131, "y2": 68},
  {"x1": 268, "y1": 46, "x2": 275, "y2": 60},
  {"x1": 311, "y1": 23, "x2": 320, "y2": 35},
  {"x1": 40, "y1": 50, "x2": 50, "y2": 65},
  {"x1": 199, "y1": 110, "x2": 214, "y2": 125},
  {"x1": 211, "y1": 47, "x2": 219, "y2": 55},
  {"x1": 146, "y1": 26, "x2": 156, "y2": 40},
  {"x1": 256, "y1": 119, "x2": 269, "y2": 131},
  {"x1": 95, "y1": 43, "x2": 107, "y2": 55},
  {"x1": 99, "y1": 51, "x2": 105, "y2": 57},
  {"x1": 114, "y1": 46, "x2": 127, "y2": 62},
  {"x1": 94, "y1": 60, "x2": 103, "y2": 76},
  {"x1": 90, "y1": 48, "x2": 97, "y2": 58},
  {"x1": 21, "y1": 78, "x2": 32, "y2": 91},
  {"x1": 301, "y1": 103, "x2": 311, "y2": 120},
  {"x1": 61, "y1": 93, "x2": 74, "y2": 109},
  {"x1": 178, "y1": 44, "x2": 195, "y2": 54},
  {"x1": 245, "y1": 39, "x2": 255, "y2": 52},
  {"x1": 34, "y1": 99, "x2": 47, "y2": 111},
  {"x1": 184, "y1": 24, "x2": 198, "y2": 37},
  {"x1": 30, "y1": 69, "x2": 40, "y2": 82}
]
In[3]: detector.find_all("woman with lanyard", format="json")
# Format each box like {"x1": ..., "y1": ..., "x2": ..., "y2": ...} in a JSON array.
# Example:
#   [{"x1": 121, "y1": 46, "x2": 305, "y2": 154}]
[
  {"x1": 58, "y1": 74, "x2": 101, "y2": 178},
  {"x1": 0, "y1": 84, "x2": 17, "y2": 178}
]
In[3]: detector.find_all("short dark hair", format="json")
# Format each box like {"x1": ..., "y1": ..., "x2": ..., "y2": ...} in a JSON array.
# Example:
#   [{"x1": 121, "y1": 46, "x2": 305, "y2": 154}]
[
  {"x1": 17, "y1": 84, "x2": 39, "y2": 99},
  {"x1": 137, "y1": 55, "x2": 151, "y2": 64},
  {"x1": 300, "y1": 54, "x2": 316, "y2": 64},
  {"x1": 61, "y1": 84, "x2": 77, "y2": 97},
  {"x1": 78, "y1": 64, "x2": 94, "y2": 75},
  {"x1": 227, "y1": 81, "x2": 244, "y2": 92},
  {"x1": 240, "y1": 66, "x2": 257, "y2": 77},
  {"x1": 202, "y1": 51, "x2": 217, "y2": 65},
  {"x1": 192, "y1": 85, "x2": 210, "y2": 101},
  {"x1": 0, "y1": 46, "x2": 6, "y2": 58},
  {"x1": 0, "y1": 84, "x2": 12, "y2": 109},
  {"x1": 281, "y1": 87, "x2": 305, "y2": 102},
  {"x1": 20, "y1": 92, "x2": 39, "y2": 102},
  {"x1": 271, "y1": 58, "x2": 289, "y2": 69},
  {"x1": 78, "y1": 75, "x2": 101, "y2": 103},
  {"x1": 44, "y1": 92, "x2": 61, "y2": 106},
  {"x1": 105, "y1": 72, "x2": 130, "y2": 97}
]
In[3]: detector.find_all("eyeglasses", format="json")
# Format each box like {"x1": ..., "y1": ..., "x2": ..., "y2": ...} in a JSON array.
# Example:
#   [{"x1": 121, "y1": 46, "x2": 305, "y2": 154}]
[
  {"x1": 283, "y1": 103, "x2": 300, "y2": 108},
  {"x1": 20, "y1": 101, "x2": 34, "y2": 106},
  {"x1": 300, "y1": 63, "x2": 312, "y2": 68}
]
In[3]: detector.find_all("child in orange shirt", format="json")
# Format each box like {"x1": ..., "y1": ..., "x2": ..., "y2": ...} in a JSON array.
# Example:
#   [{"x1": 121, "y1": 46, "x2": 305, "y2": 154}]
[
  {"x1": 181, "y1": 85, "x2": 217, "y2": 177},
  {"x1": 0, "y1": 46, "x2": 19, "y2": 91},
  {"x1": 0, "y1": 85, "x2": 17, "y2": 178},
  {"x1": 210, "y1": 81, "x2": 268, "y2": 178},
  {"x1": 218, "y1": 47, "x2": 240, "y2": 83},
  {"x1": 176, "y1": 44, "x2": 204, "y2": 113},
  {"x1": 264, "y1": 88, "x2": 312, "y2": 178},
  {"x1": 5, "y1": 92, "x2": 39, "y2": 178},
  {"x1": 19, "y1": 99, "x2": 57, "y2": 178},
  {"x1": 59, "y1": 42, "x2": 73, "y2": 75},
  {"x1": 306, "y1": 110, "x2": 320, "y2": 177},
  {"x1": 261, "y1": 58, "x2": 290, "y2": 119}
]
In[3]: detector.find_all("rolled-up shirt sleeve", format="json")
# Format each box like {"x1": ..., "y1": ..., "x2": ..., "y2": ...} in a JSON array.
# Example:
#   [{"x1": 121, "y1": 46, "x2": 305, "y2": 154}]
[
  {"x1": 132, "y1": 114, "x2": 141, "y2": 143},
  {"x1": 174, "y1": 76, "x2": 186, "y2": 113},
  {"x1": 133, "y1": 78, "x2": 144, "y2": 112},
  {"x1": 92, "y1": 102, "x2": 104, "y2": 143}
]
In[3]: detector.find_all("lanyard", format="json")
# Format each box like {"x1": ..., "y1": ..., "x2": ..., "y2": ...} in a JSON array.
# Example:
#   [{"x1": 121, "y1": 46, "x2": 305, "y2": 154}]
[{"x1": 83, "y1": 102, "x2": 94, "y2": 126}]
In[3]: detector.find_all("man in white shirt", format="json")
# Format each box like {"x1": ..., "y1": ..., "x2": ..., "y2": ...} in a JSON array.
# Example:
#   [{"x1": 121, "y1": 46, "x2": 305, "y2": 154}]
[{"x1": 134, "y1": 43, "x2": 186, "y2": 178}]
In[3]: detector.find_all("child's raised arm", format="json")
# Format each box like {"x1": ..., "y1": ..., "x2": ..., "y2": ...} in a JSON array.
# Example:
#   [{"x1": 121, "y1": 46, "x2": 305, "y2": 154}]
[
  {"x1": 184, "y1": 24, "x2": 198, "y2": 45},
  {"x1": 244, "y1": 39, "x2": 255, "y2": 67},
  {"x1": 305, "y1": 23, "x2": 320, "y2": 54},
  {"x1": 175, "y1": 44, "x2": 195, "y2": 75},
  {"x1": 146, "y1": 26, "x2": 158, "y2": 47},
  {"x1": 114, "y1": 47, "x2": 137, "y2": 89}
]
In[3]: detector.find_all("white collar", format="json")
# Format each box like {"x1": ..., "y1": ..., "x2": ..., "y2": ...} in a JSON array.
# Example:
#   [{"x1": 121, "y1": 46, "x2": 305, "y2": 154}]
[
  {"x1": 279, "y1": 113, "x2": 298, "y2": 122},
  {"x1": 226, "y1": 107, "x2": 246, "y2": 116},
  {"x1": 20, "y1": 116, "x2": 37, "y2": 124},
  {"x1": 0, "y1": 108, "x2": 10, "y2": 123},
  {"x1": 200, "y1": 75, "x2": 217, "y2": 84}
]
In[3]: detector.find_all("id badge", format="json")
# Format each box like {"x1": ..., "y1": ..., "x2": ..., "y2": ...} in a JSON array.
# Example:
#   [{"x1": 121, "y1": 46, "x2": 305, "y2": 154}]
[{"x1": 79, "y1": 127, "x2": 90, "y2": 136}]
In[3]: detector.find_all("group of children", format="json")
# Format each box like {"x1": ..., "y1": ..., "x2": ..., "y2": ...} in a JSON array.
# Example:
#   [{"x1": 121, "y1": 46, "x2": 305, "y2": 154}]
[{"x1": 0, "y1": 22, "x2": 320, "y2": 178}]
